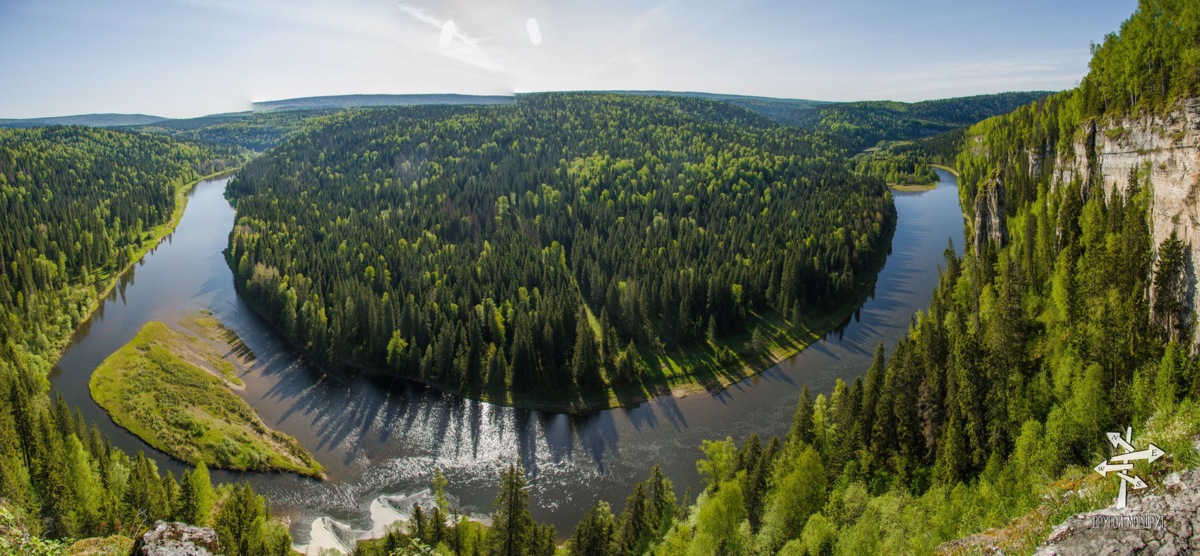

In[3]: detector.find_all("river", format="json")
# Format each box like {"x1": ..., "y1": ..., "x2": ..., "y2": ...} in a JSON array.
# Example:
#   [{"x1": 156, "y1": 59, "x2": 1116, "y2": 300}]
[{"x1": 48, "y1": 169, "x2": 964, "y2": 549}]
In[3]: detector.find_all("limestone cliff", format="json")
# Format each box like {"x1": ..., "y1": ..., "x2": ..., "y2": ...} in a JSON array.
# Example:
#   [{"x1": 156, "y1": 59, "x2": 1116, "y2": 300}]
[
  {"x1": 973, "y1": 98, "x2": 1200, "y2": 342},
  {"x1": 973, "y1": 170, "x2": 1008, "y2": 253}
]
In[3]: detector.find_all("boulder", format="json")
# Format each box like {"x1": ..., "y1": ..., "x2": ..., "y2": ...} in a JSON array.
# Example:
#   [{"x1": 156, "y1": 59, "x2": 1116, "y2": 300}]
[{"x1": 135, "y1": 521, "x2": 221, "y2": 556}]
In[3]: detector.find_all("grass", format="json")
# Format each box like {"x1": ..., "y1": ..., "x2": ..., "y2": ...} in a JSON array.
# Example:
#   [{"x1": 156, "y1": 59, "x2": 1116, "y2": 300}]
[
  {"x1": 930, "y1": 164, "x2": 960, "y2": 177},
  {"x1": 889, "y1": 182, "x2": 938, "y2": 192},
  {"x1": 89, "y1": 320, "x2": 324, "y2": 478}
]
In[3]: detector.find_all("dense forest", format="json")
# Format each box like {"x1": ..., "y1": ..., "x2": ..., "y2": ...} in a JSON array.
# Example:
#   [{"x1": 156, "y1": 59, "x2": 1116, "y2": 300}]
[
  {"x1": 122, "y1": 109, "x2": 338, "y2": 153},
  {"x1": 0, "y1": 126, "x2": 243, "y2": 379},
  {"x1": 851, "y1": 147, "x2": 939, "y2": 186},
  {"x1": 794, "y1": 92, "x2": 1053, "y2": 151},
  {"x1": 0, "y1": 126, "x2": 285, "y2": 554},
  {"x1": 3, "y1": 1, "x2": 1196, "y2": 554},
  {"x1": 225, "y1": 93, "x2": 896, "y2": 397},
  {"x1": 438, "y1": 1, "x2": 1194, "y2": 554}
]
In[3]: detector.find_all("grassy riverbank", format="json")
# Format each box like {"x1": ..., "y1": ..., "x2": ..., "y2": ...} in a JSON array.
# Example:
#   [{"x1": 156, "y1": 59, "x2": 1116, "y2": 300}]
[
  {"x1": 89, "y1": 319, "x2": 324, "y2": 478},
  {"x1": 888, "y1": 181, "x2": 938, "y2": 191}
]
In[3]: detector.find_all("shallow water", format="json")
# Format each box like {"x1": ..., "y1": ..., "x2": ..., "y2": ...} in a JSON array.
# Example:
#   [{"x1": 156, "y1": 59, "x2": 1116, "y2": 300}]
[{"x1": 49, "y1": 169, "x2": 965, "y2": 544}]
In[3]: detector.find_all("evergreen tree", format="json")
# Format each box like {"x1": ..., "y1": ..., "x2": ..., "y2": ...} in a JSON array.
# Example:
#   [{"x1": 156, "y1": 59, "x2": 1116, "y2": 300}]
[
  {"x1": 214, "y1": 482, "x2": 267, "y2": 556},
  {"x1": 489, "y1": 463, "x2": 534, "y2": 556},
  {"x1": 572, "y1": 306, "x2": 603, "y2": 388},
  {"x1": 179, "y1": 463, "x2": 216, "y2": 527},
  {"x1": 569, "y1": 502, "x2": 615, "y2": 556}
]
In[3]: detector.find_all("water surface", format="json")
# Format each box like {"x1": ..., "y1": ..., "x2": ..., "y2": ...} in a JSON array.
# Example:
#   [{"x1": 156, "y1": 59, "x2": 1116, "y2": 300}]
[{"x1": 50, "y1": 170, "x2": 965, "y2": 543}]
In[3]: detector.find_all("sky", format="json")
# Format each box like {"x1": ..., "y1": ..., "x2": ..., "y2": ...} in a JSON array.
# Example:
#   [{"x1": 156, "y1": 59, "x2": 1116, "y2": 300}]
[{"x1": 0, "y1": 0, "x2": 1139, "y2": 119}]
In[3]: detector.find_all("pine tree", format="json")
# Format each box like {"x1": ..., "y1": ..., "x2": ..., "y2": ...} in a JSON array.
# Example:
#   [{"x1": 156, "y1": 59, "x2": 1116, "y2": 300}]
[
  {"x1": 64, "y1": 435, "x2": 99, "y2": 536},
  {"x1": 569, "y1": 502, "x2": 615, "y2": 556},
  {"x1": 489, "y1": 463, "x2": 534, "y2": 556},
  {"x1": 645, "y1": 464, "x2": 676, "y2": 537},
  {"x1": 214, "y1": 482, "x2": 267, "y2": 556},
  {"x1": 571, "y1": 306, "x2": 603, "y2": 388},
  {"x1": 789, "y1": 385, "x2": 816, "y2": 445},
  {"x1": 614, "y1": 482, "x2": 649, "y2": 555},
  {"x1": 179, "y1": 463, "x2": 216, "y2": 527},
  {"x1": 1154, "y1": 230, "x2": 1189, "y2": 342}
]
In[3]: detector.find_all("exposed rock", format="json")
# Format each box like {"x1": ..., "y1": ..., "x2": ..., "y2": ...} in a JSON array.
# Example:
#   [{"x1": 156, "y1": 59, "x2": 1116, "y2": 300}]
[
  {"x1": 980, "y1": 98, "x2": 1200, "y2": 344},
  {"x1": 134, "y1": 521, "x2": 221, "y2": 556},
  {"x1": 973, "y1": 170, "x2": 1009, "y2": 253},
  {"x1": 1033, "y1": 467, "x2": 1200, "y2": 555},
  {"x1": 67, "y1": 535, "x2": 135, "y2": 555}
]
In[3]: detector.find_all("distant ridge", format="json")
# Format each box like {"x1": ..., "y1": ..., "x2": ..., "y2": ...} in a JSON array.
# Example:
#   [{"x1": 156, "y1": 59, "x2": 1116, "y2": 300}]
[
  {"x1": 0, "y1": 113, "x2": 168, "y2": 128},
  {"x1": 597, "y1": 90, "x2": 834, "y2": 107},
  {"x1": 252, "y1": 94, "x2": 514, "y2": 111}
]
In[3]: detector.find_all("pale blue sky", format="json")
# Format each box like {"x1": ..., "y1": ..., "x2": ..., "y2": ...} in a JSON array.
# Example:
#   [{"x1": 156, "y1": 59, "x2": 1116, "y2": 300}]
[{"x1": 0, "y1": 0, "x2": 1137, "y2": 119}]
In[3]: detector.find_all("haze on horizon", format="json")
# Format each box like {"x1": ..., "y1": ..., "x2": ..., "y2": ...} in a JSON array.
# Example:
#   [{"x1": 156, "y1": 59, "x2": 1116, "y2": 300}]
[{"x1": 1, "y1": 0, "x2": 1136, "y2": 119}]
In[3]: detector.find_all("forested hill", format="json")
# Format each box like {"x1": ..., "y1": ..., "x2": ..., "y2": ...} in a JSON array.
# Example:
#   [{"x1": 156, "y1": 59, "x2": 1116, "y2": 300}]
[
  {"x1": 0, "y1": 114, "x2": 167, "y2": 129},
  {"x1": 534, "y1": 1, "x2": 1197, "y2": 554},
  {"x1": 0, "y1": 126, "x2": 244, "y2": 380},
  {"x1": 122, "y1": 109, "x2": 337, "y2": 153},
  {"x1": 225, "y1": 93, "x2": 896, "y2": 401},
  {"x1": 600, "y1": 91, "x2": 1055, "y2": 151},
  {"x1": 798, "y1": 91, "x2": 1055, "y2": 150},
  {"x1": 251, "y1": 93, "x2": 514, "y2": 111}
]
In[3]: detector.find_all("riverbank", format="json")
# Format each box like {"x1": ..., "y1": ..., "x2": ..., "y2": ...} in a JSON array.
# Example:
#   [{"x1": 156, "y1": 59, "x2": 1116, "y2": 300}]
[
  {"x1": 233, "y1": 208, "x2": 899, "y2": 414},
  {"x1": 44, "y1": 167, "x2": 241, "y2": 371},
  {"x1": 888, "y1": 181, "x2": 937, "y2": 191},
  {"x1": 930, "y1": 163, "x2": 959, "y2": 176},
  {"x1": 89, "y1": 319, "x2": 325, "y2": 478}
]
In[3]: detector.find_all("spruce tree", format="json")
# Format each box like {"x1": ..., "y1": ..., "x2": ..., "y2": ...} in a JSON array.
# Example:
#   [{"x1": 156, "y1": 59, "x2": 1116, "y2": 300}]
[{"x1": 489, "y1": 463, "x2": 534, "y2": 556}]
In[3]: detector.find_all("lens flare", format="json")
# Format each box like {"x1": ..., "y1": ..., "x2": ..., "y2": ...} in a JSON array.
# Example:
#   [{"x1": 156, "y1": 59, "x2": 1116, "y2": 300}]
[
  {"x1": 526, "y1": 18, "x2": 542, "y2": 45},
  {"x1": 439, "y1": 20, "x2": 456, "y2": 48}
]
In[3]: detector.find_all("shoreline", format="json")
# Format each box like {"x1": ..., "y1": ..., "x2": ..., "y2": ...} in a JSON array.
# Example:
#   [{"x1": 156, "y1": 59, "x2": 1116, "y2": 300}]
[
  {"x1": 44, "y1": 168, "x2": 241, "y2": 371},
  {"x1": 930, "y1": 163, "x2": 960, "y2": 177},
  {"x1": 888, "y1": 181, "x2": 938, "y2": 192},
  {"x1": 229, "y1": 209, "x2": 900, "y2": 414},
  {"x1": 89, "y1": 319, "x2": 326, "y2": 479}
]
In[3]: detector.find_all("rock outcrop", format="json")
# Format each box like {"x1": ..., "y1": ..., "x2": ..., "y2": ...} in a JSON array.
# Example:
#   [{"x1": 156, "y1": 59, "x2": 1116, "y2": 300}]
[
  {"x1": 1034, "y1": 469, "x2": 1200, "y2": 555},
  {"x1": 134, "y1": 521, "x2": 221, "y2": 556},
  {"x1": 973, "y1": 170, "x2": 1008, "y2": 253},
  {"x1": 978, "y1": 98, "x2": 1200, "y2": 344}
]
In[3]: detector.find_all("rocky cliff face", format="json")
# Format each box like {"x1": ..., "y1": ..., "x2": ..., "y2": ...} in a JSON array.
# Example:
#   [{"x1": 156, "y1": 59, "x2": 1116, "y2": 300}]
[
  {"x1": 973, "y1": 170, "x2": 1009, "y2": 253},
  {"x1": 994, "y1": 99, "x2": 1200, "y2": 343}
]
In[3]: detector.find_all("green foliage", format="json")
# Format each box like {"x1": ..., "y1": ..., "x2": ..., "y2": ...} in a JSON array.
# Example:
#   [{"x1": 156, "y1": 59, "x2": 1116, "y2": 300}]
[
  {"x1": 804, "y1": 92, "x2": 1053, "y2": 151},
  {"x1": 853, "y1": 147, "x2": 938, "y2": 186},
  {"x1": 0, "y1": 126, "x2": 242, "y2": 381},
  {"x1": 88, "y1": 321, "x2": 323, "y2": 476},
  {"x1": 488, "y1": 463, "x2": 535, "y2": 556},
  {"x1": 178, "y1": 463, "x2": 216, "y2": 527},
  {"x1": 225, "y1": 93, "x2": 896, "y2": 396},
  {"x1": 514, "y1": 6, "x2": 1197, "y2": 555},
  {"x1": 1078, "y1": 0, "x2": 1200, "y2": 118},
  {"x1": 123, "y1": 109, "x2": 338, "y2": 152},
  {"x1": 214, "y1": 481, "x2": 291, "y2": 556}
]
